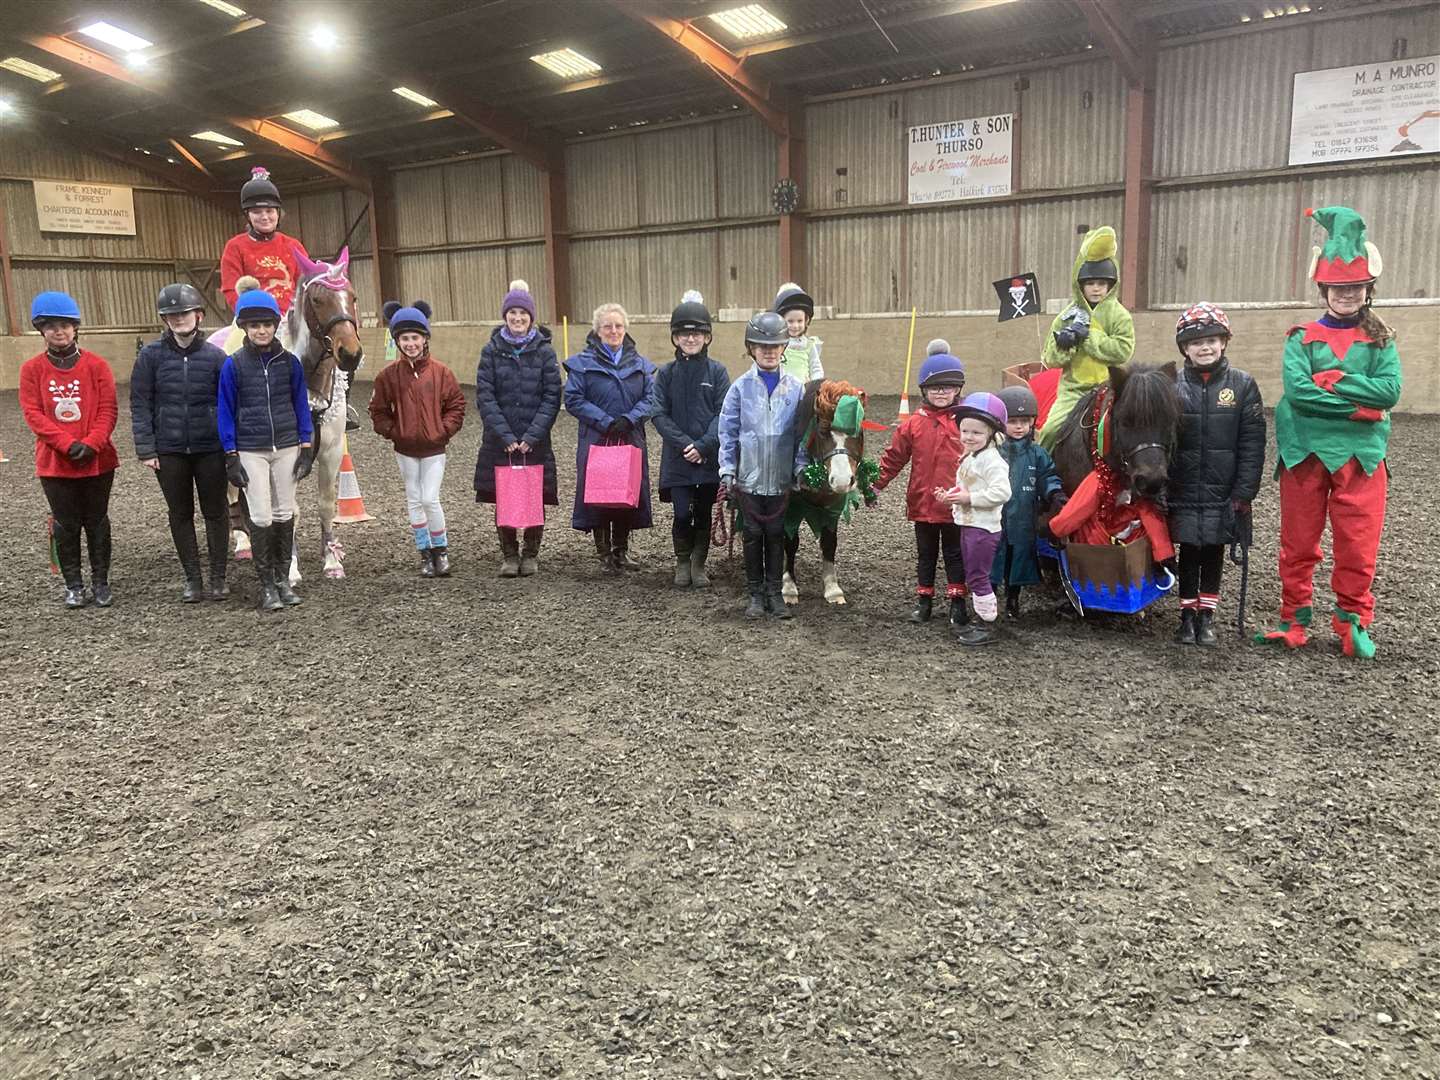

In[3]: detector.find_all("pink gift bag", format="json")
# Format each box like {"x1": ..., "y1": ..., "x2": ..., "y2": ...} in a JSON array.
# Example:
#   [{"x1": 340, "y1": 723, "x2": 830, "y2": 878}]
[
  {"x1": 494, "y1": 458, "x2": 545, "y2": 529},
  {"x1": 584, "y1": 442, "x2": 643, "y2": 509}
]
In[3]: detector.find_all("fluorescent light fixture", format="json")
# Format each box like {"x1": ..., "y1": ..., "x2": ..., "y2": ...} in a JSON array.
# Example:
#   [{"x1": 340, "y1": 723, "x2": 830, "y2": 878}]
[
  {"x1": 709, "y1": 4, "x2": 787, "y2": 39},
  {"x1": 76, "y1": 21, "x2": 155, "y2": 53},
  {"x1": 308, "y1": 25, "x2": 338, "y2": 49},
  {"x1": 282, "y1": 108, "x2": 340, "y2": 131},
  {"x1": 197, "y1": 0, "x2": 248, "y2": 16},
  {"x1": 0, "y1": 98, "x2": 14, "y2": 114},
  {"x1": 392, "y1": 86, "x2": 439, "y2": 107},
  {"x1": 0, "y1": 56, "x2": 63, "y2": 83},
  {"x1": 126, "y1": 52, "x2": 151, "y2": 69},
  {"x1": 530, "y1": 48, "x2": 602, "y2": 79},
  {"x1": 191, "y1": 129, "x2": 244, "y2": 146}
]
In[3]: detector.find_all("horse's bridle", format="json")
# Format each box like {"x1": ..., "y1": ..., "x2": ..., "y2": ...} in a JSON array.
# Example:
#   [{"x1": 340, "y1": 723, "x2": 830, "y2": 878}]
[
  {"x1": 1121, "y1": 440, "x2": 1169, "y2": 472},
  {"x1": 301, "y1": 277, "x2": 358, "y2": 365}
]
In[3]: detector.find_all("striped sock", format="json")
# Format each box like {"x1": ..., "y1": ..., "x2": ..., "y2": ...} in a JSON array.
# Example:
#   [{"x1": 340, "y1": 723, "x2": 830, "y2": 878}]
[
  {"x1": 945, "y1": 583, "x2": 966, "y2": 599},
  {"x1": 1199, "y1": 593, "x2": 1220, "y2": 611},
  {"x1": 1180, "y1": 597, "x2": 1200, "y2": 610},
  {"x1": 915, "y1": 585, "x2": 935, "y2": 597}
]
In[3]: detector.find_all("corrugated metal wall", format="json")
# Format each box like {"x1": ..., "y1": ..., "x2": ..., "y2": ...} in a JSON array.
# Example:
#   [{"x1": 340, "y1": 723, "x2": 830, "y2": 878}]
[
  {"x1": 1021, "y1": 60, "x2": 1126, "y2": 189},
  {"x1": 1, "y1": 133, "x2": 233, "y2": 327}
]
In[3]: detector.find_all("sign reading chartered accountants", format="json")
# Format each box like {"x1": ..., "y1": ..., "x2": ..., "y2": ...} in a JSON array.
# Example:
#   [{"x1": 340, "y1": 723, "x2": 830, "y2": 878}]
[
  {"x1": 33, "y1": 180, "x2": 137, "y2": 235},
  {"x1": 907, "y1": 114, "x2": 1013, "y2": 205}
]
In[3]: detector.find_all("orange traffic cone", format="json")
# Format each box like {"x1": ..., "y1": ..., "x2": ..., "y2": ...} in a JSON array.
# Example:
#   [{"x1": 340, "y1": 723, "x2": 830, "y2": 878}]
[
  {"x1": 333, "y1": 436, "x2": 374, "y2": 523},
  {"x1": 0, "y1": 443, "x2": 9, "y2": 462}
]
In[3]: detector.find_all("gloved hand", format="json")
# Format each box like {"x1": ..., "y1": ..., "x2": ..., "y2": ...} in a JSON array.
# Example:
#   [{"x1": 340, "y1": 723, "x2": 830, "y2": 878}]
[
  {"x1": 292, "y1": 444, "x2": 315, "y2": 481},
  {"x1": 1231, "y1": 498, "x2": 1251, "y2": 515},
  {"x1": 66, "y1": 440, "x2": 94, "y2": 462},
  {"x1": 1349, "y1": 406, "x2": 1384, "y2": 422},
  {"x1": 1048, "y1": 489, "x2": 1070, "y2": 513},
  {"x1": 1053, "y1": 327, "x2": 1080, "y2": 351},
  {"x1": 1312, "y1": 369, "x2": 1345, "y2": 393},
  {"x1": 1066, "y1": 318, "x2": 1090, "y2": 343},
  {"x1": 607, "y1": 417, "x2": 634, "y2": 437},
  {"x1": 225, "y1": 453, "x2": 248, "y2": 488},
  {"x1": 1154, "y1": 556, "x2": 1179, "y2": 578},
  {"x1": 721, "y1": 480, "x2": 740, "y2": 507}
]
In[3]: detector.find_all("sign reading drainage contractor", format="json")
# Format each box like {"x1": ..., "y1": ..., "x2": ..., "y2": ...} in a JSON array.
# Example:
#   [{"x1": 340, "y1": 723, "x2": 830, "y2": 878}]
[
  {"x1": 1289, "y1": 55, "x2": 1439, "y2": 165},
  {"x1": 907, "y1": 114, "x2": 1013, "y2": 205},
  {"x1": 33, "y1": 181, "x2": 137, "y2": 235}
]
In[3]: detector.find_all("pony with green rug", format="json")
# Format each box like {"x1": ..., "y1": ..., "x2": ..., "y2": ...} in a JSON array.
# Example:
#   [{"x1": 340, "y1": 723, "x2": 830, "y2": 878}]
[{"x1": 782, "y1": 379, "x2": 879, "y2": 606}]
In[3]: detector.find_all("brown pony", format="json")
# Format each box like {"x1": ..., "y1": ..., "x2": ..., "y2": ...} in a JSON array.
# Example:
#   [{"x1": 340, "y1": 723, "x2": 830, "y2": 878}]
[{"x1": 782, "y1": 378, "x2": 868, "y2": 606}]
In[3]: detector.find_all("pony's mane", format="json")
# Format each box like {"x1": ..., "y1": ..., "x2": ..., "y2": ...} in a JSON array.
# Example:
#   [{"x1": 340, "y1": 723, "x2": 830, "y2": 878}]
[
  {"x1": 1113, "y1": 362, "x2": 1181, "y2": 446},
  {"x1": 814, "y1": 379, "x2": 864, "y2": 421}
]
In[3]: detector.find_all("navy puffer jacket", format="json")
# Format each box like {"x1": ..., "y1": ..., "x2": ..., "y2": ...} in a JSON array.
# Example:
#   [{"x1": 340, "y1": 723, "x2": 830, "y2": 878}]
[
  {"x1": 1167, "y1": 358, "x2": 1266, "y2": 546},
  {"x1": 130, "y1": 331, "x2": 227, "y2": 457},
  {"x1": 474, "y1": 326, "x2": 562, "y2": 504}
]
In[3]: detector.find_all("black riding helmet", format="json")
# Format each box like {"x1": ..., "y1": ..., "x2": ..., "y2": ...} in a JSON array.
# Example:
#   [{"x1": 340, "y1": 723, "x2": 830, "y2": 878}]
[
  {"x1": 670, "y1": 291, "x2": 712, "y2": 334},
  {"x1": 156, "y1": 283, "x2": 206, "y2": 316},
  {"x1": 240, "y1": 166, "x2": 282, "y2": 211},
  {"x1": 744, "y1": 310, "x2": 788, "y2": 346},
  {"x1": 996, "y1": 384, "x2": 1039, "y2": 421},
  {"x1": 1077, "y1": 258, "x2": 1118, "y2": 284},
  {"x1": 773, "y1": 282, "x2": 814, "y2": 319}
]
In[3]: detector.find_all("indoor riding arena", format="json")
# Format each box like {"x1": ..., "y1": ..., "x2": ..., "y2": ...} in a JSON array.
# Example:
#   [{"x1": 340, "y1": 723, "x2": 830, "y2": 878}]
[{"x1": 1, "y1": 2, "x2": 1436, "y2": 1078}]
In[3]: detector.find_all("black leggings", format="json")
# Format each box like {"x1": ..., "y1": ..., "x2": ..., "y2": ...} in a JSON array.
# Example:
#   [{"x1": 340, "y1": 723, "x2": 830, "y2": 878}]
[
  {"x1": 671, "y1": 483, "x2": 718, "y2": 542},
  {"x1": 915, "y1": 521, "x2": 966, "y2": 594},
  {"x1": 157, "y1": 451, "x2": 230, "y2": 569},
  {"x1": 1177, "y1": 542, "x2": 1225, "y2": 600},
  {"x1": 41, "y1": 471, "x2": 115, "y2": 587}
]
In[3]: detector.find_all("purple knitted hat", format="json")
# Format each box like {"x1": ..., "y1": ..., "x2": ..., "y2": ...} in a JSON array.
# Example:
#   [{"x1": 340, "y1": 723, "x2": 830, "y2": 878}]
[{"x1": 501, "y1": 278, "x2": 537, "y2": 322}]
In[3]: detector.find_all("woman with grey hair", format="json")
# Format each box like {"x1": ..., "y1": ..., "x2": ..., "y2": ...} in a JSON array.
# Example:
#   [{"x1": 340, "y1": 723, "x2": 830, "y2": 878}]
[{"x1": 563, "y1": 302, "x2": 656, "y2": 573}]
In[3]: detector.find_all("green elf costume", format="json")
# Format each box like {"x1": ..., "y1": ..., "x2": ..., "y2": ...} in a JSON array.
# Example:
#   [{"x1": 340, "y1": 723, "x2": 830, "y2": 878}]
[
  {"x1": 1259, "y1": 206, "x2": 1401, "y2": 659},
  {"x1": 1036, "y1": 226, "x2": 1135, "y2": 452}
]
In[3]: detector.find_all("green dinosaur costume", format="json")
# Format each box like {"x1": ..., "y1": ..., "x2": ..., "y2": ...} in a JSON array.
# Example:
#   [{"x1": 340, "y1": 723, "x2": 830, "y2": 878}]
[{"x1": 1036, "y1": 226, "x2": 1135, "y2": 451}]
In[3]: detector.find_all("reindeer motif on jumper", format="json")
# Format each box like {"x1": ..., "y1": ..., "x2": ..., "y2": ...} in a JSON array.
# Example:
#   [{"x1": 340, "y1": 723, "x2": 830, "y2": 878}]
[
  {"x1": 48, "y1": 378, "x2": 82, "y2": 423},
  {"x1": 256, "y1": 254, "x2": 294, "y2": 306}
]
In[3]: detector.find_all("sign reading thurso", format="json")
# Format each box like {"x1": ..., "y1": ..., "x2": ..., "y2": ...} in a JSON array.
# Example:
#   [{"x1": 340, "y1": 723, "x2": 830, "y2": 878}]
[
  {"x1": 1289, "y1": 55, "x2": 1439, "y2": 165},
  {"x1": 907, "y1": 114, "x2": 1013, "y2": 205},
  {"x1": 33, "y1": 181, "x2": 137, "y2": 235}
]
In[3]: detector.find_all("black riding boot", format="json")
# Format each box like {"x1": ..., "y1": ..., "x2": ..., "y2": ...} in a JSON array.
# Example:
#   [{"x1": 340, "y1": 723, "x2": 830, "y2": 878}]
[
  {"x1": 613, "y1": 525, "x2": 640, "y2": 571},
  {"x1": 251, "y1": 524, "x2": 282, "y2": 612},
  {"x1": 1194, "y1": 609, "x2": 1219, "y2": 647},
  {"x1": 950, "y1": 596, "x2": 970, "y2": 631},
  {"x1": 1005, "y1": 587, "x2": 1022, "y2": 618},
  {"x1": 271, "y1": 519, "x2": 303, "y2": 606},
  {"x1": 673, "y1": 533, "x2": 694, "y2": 588},
  {"x1": 204, "y1": 513, "x2": 229, "y2": 600},
  {"x1": 1175, "y1": 608, "x2": 1197, "y2": 645},
  {"x1": 593, "y1": 522, "x2": 616, "y2": 574},
  {"x1": 742, "y1": 531, "x2": 766, "y2": 619},
  {"x1": 431, "y1": 546, "x2": 452, "y2": 577},
  {"x1": 690, "y1": 525, "x2": 712, "y2": 589},
  {"x1": 910, "y1": 595, "x2": 934, "y2": 623},
  {"x1": 764, "y1": 533, "x2": 792, "y2": 619},
  {"x1": 54, "y1": 518, "x2": 87, "y2": 607},
  {"x1": 88, "y1": 517, "x2": 114, "y2": 607},
  {"x1": 173, "y1": 519, "x2": 205, "y2": 603}
]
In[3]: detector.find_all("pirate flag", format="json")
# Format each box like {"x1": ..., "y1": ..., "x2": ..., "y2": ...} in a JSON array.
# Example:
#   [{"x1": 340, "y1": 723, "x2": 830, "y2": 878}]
[{"x1": 993, "y1": 272, "x2": 1040, "y2": 322}]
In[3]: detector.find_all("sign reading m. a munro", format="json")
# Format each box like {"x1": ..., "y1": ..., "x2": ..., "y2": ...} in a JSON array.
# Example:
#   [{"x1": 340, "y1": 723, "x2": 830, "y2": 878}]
[
  {"x1": 1289, "y1": 56, "x2": 1439, "y2": 165},
  {"x1": 907, "y1": 114, "x2": 1013, "y2": 205},
  {"x1": 33, "y1": 181, "x2": 137, "y2": 235}
]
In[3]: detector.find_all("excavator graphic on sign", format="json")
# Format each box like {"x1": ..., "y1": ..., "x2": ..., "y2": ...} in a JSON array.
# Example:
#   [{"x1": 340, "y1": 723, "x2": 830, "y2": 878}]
[{"x1": 1390, "y1": 109, "x2": 1438, "y2": 152}]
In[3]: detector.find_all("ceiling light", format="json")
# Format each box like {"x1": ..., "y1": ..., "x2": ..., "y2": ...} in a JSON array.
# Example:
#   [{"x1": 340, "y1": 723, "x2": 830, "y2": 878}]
[
  {"x1": 282, "y1": 108, "x2": 339, "y2": 131},
  {"x1": 709, "y1": 4, "x2": 787, "y2": 40},
  {"x1": 0, "y1": 98, "x2": 14, "y2": 114},
  {"x1": 530, "y1": 48, "x2": 602, "y2": 79},
  {"x1": 126, "y1": 52, "x2": 151, "y2": 69},
  {"x1": 192, "y1": 129, "x2": 243, "y2": 146},
  {"x1": 392, "y1": 86, "x2": 439, "y2": 107},
  {"x1": 197, "y1": 0, "x2": 248, "y2": 16},
  {"x1": 76, "y1": 21, "x2": 155, "y2": 53},
  {"x1": 0, "y1": 56, "x2": 63, "y2": 83},
  {"x1": 308, "y1": 25, "x2": 338, "y2": 50}
]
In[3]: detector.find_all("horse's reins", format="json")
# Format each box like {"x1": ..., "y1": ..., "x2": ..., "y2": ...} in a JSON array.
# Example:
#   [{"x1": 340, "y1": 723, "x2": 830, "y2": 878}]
[{"x1": 301, "y1": 275, "x2": 357, "y2": 365}]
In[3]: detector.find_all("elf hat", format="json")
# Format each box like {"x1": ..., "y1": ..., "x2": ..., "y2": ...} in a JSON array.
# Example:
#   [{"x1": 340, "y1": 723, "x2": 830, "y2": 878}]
[{"x1": 1306, "y1": 206, "x2": 1382, "y2": 285}]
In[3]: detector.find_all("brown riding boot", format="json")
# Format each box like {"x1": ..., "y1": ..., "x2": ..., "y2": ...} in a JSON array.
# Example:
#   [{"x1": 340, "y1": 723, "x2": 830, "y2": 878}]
[
  {"x1": 520, "y1": 527, "x2": 543, "y2": 576},
  {"x1": 497, "y1": 527, "x2": 521, "y2": 577}
]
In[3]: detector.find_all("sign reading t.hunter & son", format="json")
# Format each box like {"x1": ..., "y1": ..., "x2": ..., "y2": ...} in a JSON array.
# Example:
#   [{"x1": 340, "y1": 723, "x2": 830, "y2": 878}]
[
  {"x1": 907, "y1": 114, "x2": 1013, "y2": 205},
  {"x1": 33, "y1": 181, "x2": 137, "y2": 235}
]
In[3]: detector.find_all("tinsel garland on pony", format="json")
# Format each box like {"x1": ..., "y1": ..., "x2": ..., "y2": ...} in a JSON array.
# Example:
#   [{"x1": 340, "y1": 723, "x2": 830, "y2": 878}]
[{"x1": 787, "y1": 381, "x2": 879, "y2": 538}]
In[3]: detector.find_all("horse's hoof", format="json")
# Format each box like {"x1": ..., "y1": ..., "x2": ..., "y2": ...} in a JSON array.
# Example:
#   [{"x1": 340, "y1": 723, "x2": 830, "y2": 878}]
[
  {"x1": 325, "y1": 566, "x2": 346, "y2": 580},
  {"x1": 826, "y1": 594, "x2": 848, "y2": 606},
  {"x1": 783, "y1": 593, "x2": 800, "y2": 606},
  {"x1": 234, "y1": 549, "x2": 252, "y2": 562}
]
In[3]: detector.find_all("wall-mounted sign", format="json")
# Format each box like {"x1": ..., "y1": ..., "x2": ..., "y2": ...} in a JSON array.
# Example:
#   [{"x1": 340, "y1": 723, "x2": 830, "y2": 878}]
[
  {"x1": 33, "y1": 180, "x2": 137, "y2": 235},
  {"x1": 1289, "y1": 55, "x2": 1439, "y2": 165},
  {"x1": 907, "y1": 114, "x2": 1013, "y2": 205}
]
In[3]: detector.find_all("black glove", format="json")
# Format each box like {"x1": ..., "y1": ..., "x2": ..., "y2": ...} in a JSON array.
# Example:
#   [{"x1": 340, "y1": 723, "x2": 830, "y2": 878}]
[
  {"x1": 1048, "y1": 489, "x2": 1070, "y2": 513},
  {"x1": 607, "y1": 417, "x2": 634, "y2": 438},
  {"x1": 1231, "y1": 498, "x2": 1251, "y2": 516},
  {"x1": 1053, "y1": 327, "x2": 1078, "y2": 351},
  {"x1": 66, "y1": 440, "x2": 94, "y2": 462},
  {"x1": 1154, "y1": 556, "x2": 1179, "y2": 578},
  {"x1": 292, "y1": 444, "x2": 315, "y2": 482},
  {"x1": 225, "y1": 453, "x2": 248, "y2": 488},
  {"x1": 721, "y1": 481, "x2": 740, "y2": 507},
  {"x1": 1067, "y1": 318, "x2": 1090, "y2": 343}
]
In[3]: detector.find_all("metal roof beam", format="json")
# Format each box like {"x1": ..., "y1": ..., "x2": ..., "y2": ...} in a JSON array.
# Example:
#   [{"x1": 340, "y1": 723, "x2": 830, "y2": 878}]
[
  {"x1": 1076, "y1": 0, "x2": 1155, "y2": 87},
  {"x1": 735, "y1": 0, "x2": 1019, "y2": 57},
  {"x1": 609, "y1": 6, "x2": 792, "y2": 138}
]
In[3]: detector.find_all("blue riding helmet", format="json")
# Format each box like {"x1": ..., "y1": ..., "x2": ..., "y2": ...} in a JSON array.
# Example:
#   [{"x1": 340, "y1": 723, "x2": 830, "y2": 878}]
[
  {"x1": 918, "y1": 352, "x2": 966, "y2": 389},
  {"x1": 30, "y1": 291, "x2": 82, "y2": 328},
  {"x1": 383, "y1": 299, "x2": 433, "y2": 339},
  {"x1": 234, "y1": 288, "x2": 282, "y2": 324}
]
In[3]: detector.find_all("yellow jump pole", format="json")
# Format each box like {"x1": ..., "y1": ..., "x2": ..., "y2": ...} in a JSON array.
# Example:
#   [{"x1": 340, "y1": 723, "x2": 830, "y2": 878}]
[
  {"x1": 562, "y1": 315, "x2": 570, "y2": 359},
  {"x1": 898, "y1": 306, "x2": 917, "y2": 416}
]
